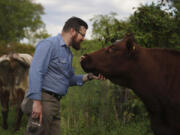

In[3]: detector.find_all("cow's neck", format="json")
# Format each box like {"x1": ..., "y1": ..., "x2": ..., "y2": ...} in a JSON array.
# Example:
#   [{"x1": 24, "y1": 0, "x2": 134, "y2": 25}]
[{"x1": 129, "y1": 48, "x2": 180, "y2": 98}]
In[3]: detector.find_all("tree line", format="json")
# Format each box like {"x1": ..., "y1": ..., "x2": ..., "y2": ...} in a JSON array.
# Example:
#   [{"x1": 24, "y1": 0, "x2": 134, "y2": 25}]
[{"x1": 90, "y1": 0, "x2": 180, "y2": 49}]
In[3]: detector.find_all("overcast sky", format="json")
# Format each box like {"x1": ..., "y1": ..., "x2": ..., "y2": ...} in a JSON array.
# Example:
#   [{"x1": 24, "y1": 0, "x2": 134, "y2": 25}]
[{"x1": 35, "y1": 0, "x2": 159, "y2": 39}]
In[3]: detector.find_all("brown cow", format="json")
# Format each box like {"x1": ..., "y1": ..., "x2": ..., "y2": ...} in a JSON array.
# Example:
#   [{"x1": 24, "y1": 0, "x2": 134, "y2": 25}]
[
  {"x1": 0, "y1": 53, "x2": 32, "y2": 130},
  {"x1": 81, "y1": 34, "x2": 180, "y2": 135}
]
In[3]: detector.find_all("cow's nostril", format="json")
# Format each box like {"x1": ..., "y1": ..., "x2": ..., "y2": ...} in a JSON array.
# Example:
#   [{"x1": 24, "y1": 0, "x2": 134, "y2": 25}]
[
  {"x1": 80, "y1": 54, "x2": 89, "y2": 62},
  {"x1": 80, "y1": 55, "x2": 87, "y2": 63},
  {"x1": 80, "y1": 54, "x2": 91, "y2": 64}
]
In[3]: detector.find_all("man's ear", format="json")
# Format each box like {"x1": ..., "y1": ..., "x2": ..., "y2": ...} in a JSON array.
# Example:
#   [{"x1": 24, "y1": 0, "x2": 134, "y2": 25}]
[{"x1": 70, "y1": 28, "x2": 76, "y2": 36}]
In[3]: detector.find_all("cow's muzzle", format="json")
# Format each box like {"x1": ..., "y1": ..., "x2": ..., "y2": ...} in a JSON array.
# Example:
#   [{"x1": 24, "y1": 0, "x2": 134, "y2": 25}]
[{"x1": 80, "y1": 54, "x2": 93, "y2": 73}]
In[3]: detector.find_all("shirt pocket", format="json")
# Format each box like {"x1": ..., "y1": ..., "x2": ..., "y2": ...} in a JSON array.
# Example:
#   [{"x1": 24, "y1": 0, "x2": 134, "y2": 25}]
[{"x1": 57, "y1": 57, "x2": 68, "y2": 70}]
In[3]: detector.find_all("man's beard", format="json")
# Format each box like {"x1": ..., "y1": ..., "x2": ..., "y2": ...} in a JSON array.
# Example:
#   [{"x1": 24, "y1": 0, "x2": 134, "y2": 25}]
[{"x1": 71, "y1": 35, "x2": 81, "y2": 50}]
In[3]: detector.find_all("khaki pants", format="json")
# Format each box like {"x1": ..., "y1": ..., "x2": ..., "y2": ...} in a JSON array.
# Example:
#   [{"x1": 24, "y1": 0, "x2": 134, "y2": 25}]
[{"x1": 23, "y1": 92, "x2": 61, "y2": 135}]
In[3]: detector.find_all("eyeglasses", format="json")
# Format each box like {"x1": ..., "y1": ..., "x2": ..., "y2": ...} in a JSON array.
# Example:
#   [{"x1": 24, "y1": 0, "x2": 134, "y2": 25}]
[{"x1": 76, "y1": 31, "x2": 86, "y2": 38}]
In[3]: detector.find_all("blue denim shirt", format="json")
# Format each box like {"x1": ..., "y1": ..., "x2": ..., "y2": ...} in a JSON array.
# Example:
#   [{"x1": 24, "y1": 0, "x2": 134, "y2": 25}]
[{"x1": 27, "y1": 34, "x2": 83, "y2": 100}]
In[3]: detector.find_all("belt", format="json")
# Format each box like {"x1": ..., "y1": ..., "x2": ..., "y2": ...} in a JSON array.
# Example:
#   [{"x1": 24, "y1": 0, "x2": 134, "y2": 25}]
[{"x1": 42, "y1": 90, "x2": 62, "y2": 101}]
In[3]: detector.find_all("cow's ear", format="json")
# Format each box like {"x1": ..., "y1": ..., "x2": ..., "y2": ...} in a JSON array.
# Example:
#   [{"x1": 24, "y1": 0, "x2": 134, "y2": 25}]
[{"x1": 126, "y1": 38, "x2": 136, "y2": 52}]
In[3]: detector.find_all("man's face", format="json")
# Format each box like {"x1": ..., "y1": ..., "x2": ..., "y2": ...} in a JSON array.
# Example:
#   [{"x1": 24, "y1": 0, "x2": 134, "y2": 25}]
[{"x1": 72, "y1": 26, "x2": 86, "y2": 50}]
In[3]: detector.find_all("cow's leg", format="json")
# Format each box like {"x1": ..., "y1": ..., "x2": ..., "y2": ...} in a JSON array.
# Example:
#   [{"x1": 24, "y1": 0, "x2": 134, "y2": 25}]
[
  {"x1": 2, "y1": 111, "x2": 8, "y2": 129},
  {"x1": 14, "y1": 107, "x2": 23, "y2": 131},
  {"x1": 0, "y1": 90, "x2": 10, "y2": 129},
  {"x1": 14, "y1": 88, "x2": 25, "y2": 131}
]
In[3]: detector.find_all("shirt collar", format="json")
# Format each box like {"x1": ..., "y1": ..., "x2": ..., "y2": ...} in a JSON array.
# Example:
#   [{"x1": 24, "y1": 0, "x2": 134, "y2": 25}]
[{"x1": 57, "y1": 33, "x2": 67, "y2": 47}]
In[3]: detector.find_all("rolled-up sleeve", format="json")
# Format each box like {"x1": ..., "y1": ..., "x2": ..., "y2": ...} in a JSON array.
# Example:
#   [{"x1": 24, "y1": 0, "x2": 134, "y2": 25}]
[
  {"x1": 27, "y1": 40, "x2": 53, "y2": 100},
  {"x1": 69, "y1": 68, "x2": 83, "y2": 86}
]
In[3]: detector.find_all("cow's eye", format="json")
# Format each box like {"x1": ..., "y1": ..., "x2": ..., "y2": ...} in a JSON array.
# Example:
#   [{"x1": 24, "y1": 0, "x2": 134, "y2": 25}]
[
  {"x1": 106, "y1": 46, "x2": 119, "y2": 54},
  {"x1": 106, "y1": 47, "x2": 114, "y2": 53},
  {"x1": 105, "y1": 47, "x2": 111, "y2": 53}
]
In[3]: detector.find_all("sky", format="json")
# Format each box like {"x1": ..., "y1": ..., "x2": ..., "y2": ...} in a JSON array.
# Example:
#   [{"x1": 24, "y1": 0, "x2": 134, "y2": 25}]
[{"x1": 34, "y1": 0, "x2": 159, "y2": 39}]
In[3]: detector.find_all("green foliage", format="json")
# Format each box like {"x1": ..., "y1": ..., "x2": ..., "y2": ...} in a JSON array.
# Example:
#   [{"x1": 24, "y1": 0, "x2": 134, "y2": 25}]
[
  {"x1": 90, "y1": 2, "x2": 180, "y2": 49},
  {"x1": 90, "y1": 12, "x2": 127, "y2": 47},
  {"x1": 0, "y1": 0, "x2": 49, "y2": 44},
  {"x1": 60, "y1": 81, "x2": 152, "y2": 135},
  {"x1": 71, "y1": 39, "x2": 103, "y2": 58},
  {"x1": 0, "y1": 42, "x2": 35, "y2": 56},
  {"x1": 128, "y1": 2, "x2": 179, "y2": 48}
]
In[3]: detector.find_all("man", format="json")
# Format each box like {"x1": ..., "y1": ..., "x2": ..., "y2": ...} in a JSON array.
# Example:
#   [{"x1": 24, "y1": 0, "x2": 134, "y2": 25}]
[{"x1": 23, "y1": 17, "x2": 105, "y2": 135}]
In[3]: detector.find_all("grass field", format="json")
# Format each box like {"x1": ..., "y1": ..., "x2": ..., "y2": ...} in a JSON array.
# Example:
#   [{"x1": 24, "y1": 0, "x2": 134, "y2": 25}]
[{"x1": 0, "y1": 105, "x2": 153, "y2": 135}]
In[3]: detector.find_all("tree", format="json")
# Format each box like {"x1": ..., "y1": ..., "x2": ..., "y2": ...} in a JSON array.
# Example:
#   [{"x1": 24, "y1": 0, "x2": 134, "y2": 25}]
[
  {"x1": 128, "y1": 3, "x2": 176, "y2": 48},
  {"x1": 90, "y1": 12, "x2": 127, "y2": 47},
  {"x1": 128, "y1": 2, "x2": 180, "y2": 48},
  {"x1": 0, "y1": 0, "x2": 48, "y2": 44}
]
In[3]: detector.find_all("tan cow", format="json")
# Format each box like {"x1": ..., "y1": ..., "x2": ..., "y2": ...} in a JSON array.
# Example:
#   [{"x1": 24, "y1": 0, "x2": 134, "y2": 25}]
[{"x1": 0, "y1": 53, "x2": 32, "y2": 130}]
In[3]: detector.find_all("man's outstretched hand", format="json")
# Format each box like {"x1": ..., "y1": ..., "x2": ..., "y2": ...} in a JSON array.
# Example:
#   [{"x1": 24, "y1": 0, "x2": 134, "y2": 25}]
[{"x1": 83, "y1": 73, "x2": 106, "y2": 82}]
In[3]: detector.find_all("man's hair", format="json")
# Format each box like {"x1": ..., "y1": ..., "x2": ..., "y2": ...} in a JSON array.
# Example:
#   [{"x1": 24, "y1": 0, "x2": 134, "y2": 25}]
[{"x1": 62, "y1": 17, "x2": 88, "y2": 32}]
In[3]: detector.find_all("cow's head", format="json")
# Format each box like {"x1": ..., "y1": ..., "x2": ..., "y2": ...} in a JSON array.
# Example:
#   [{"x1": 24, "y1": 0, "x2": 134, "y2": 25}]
[{"x1": 81, "y1": 34, "x2": 139, "y2": 84}]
